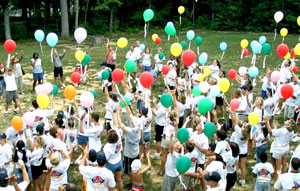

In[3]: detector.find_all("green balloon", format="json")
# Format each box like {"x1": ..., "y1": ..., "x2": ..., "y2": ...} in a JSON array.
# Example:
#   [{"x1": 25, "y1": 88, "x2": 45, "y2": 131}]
[
  {"x1": 165, "y1": 25, "x2": 176, "y2": 36},
  {"x1": 120, "y1": 97, "x2": 130, "y2": 108},
  {"x1": 192, "y1": 86, "x2": 201, "y2": 97},
  {"x1": 176, "y1": 156, "x2": 191, "y2": 174},
  {"x1": 195, "y1": 36, "x2": 203, "y2": 46},
  {"x1": 143, "y1": 9, "x2": 154, "y2": 22},
  {"x1": 52, "y1": 85, "x2": 58, "y2": 96},
  {"x1": 204, "y1": 122, "x2": 216, "y2": 138},
  {"x1": 125, "y1": 60, "x2": 137, "y2": 73},
  {"x1": 160, "y1": 93, "x2": 173, "y2": 108},
  {"x1": 90, "y1": 91, "x2": 97, "y2": 98},
  {"x1": 181, "y1": 41, "x2": 188, "y2": 50},
  {"x1": 262, "y1": 43, "x2": 271, "y2": 55},
  {"x1": 81, "y1": 54, "x2": 90, "y2": 67},
  {"x1": 198, "y1": 97, "x2": 212, "y2": 115},
  {"x1": 177, "y1": 128, "x2": 189, "y2": 143},
  {"x1": 159, "y1": 52, "x2": 165, "y2": 60},
  {"x1": 102, "y1": 70, "x2": 110, "y2": 80}
]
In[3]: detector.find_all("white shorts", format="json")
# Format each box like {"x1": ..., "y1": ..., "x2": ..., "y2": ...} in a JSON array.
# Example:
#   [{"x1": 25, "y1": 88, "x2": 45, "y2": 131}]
[
  {"x1": 273, "y1": 150, "x2": 289, "y2": 160},
  {"x1": 155, "y1": 63, "x2": 162, "y2": 71}
]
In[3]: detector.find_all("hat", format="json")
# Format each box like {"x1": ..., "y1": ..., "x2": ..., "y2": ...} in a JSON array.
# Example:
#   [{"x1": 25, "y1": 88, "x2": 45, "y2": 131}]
[
  {"x1": 99, "y1": 62, "x2": 106, "y2": 67},
  {"x1": 109, "y1": 94, "x2": 118, "y2": 101},
  {"x1": 76, "y1": 63, "x2": 81, "y2": 67},
  {"x1": 57, "y1": 111, "x2": 64, "y2": 119},
  {"x1": 204, "y1": 171, "x2": 221, "y2": 182},
  {"x1": 221, "y1": 70, "x2": 226, "y2": 76},
  {"x1": 141, "y1": 107, "x2": 148, "y2": 116},
  {"x1": 96, "y1": 151, "x2": 106, "y2": 163},
  {"x1": 50, "y1": 153, "x2": 60, "y2": 166},
  {"x1": 36, "y1": 123, "x2": 45, "y2": 135},
  {"x1": 240, "y1": 85, "x2": 248, "y2": 90},
  {"x1": 0, "y1": 168, "x2": 8, "y2": 187},
  {"x1": 0, "y1": 133, "x2": 6, "y2": 139},
  {"x1": 131, "y1": 159, "x2": 142, "y2": 173},
  {"x1": 7, "y1": 68, "x2": 12, "y2": 72},
  {"x1": 89, "y1": 149, "x2": 97, "y2": 162}
]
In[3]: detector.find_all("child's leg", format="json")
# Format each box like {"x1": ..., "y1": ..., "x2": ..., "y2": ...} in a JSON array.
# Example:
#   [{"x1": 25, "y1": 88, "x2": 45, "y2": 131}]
[{"x1": 206, "y1": 155, "x2": 216, "y2": 166}]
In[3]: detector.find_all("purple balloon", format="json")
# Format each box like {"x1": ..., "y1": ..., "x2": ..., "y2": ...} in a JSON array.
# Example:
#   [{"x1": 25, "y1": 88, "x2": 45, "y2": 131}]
[
  {"x1": 42, "y1": 82, "x2": 53, "y2": 94},
  {"x1": 80, "y1": 91, "x2": 94, "y2": 108},
  {"x1": 74, "y1": 27, "x2": 87, "y2": 44},
  {"x1": 35, "y1": 84, "x2": 43, "y2": 95}
]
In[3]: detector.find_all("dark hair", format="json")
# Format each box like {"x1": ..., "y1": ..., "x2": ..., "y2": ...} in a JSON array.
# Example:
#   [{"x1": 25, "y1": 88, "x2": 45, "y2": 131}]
[
  {"x1": 262, "y1": 126, "x2": 269, "y2": 139},
  {"x1": 266, "y1": 88, "x2": 273, "y2": 96},
  {"x1": 68, "y1": 120, "x2": 75, "y2": 128},
  {"x1": 107, "y1": 130, "x2": 119, "y2": 144},
  {"x1": 248, "y1": 84, "x2": 253, "y2": 92},
  {"x1": 186, "y1": 142, "x2": 194, "y2": 153},
  {"x1": 70, "y1": 106, "x2": 75, "y2": 116},
  {"x1": 291, "y1": 158, "x2": 300, "y2": 171},
  {"x1": 13, "y1": 140, "x2": 27, "y2": 163},
  {"x1": 210, "y1": 143, "x2": 216, "y2": 152},
  {"x1": 32, "y1": 100, "x2": 39, "y2": 109},
  {"x1": 97, "y1": 159, "x2": 106, "y2": 167},
  {"x1": 33, "y1": 52, "x2": 39, "y2": 59},
  {"x1": 55, "y1": 118, "x2": 64, "y2": 128},
  {"x1": 216, "y1": 130, "x2": 227, "y2": 140},
  {"x1": 50, "y1": 127, "x2": 58, "y2": 138},
  {"x1": 92, "y1": 113, "x2": 100, "y2": 122},
  {"x1": 260, "y1": 152, "x2": 268, "y2": 163},
  {"x1": 230, "y1": 142, "x2": 240, "y2": 158},
  {"x1": 215, "y1": 59, "x2": 221, "y2": 69},
  {"x1": 131, "y1": 86, "x2": 137, "y2": 93}
]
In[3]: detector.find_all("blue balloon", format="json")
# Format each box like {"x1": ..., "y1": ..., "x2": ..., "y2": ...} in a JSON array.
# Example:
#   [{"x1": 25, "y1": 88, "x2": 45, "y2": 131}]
[
  {"x1": 46, "y1": 32, "x2": 58, "y2": 47},
  {"x1": 34, "y1": 29, "x2": 45, "y2": 43},
  {"x1": 250, "y1": 40, "x2": 258, "y2": 49},
  {"x1": 251, "y1": 41, "x2": 262, "y2": 54},
  {"x1": 186, "y1": 30, "x2": 195, "y2": 41},
  {"x1": 248, "y1": 66, "x2": 259, "y2": 77},
  {"x1": 259, "y1": 36, "x2": 266, "y2": 45},
  {"x1": 220, "y1": 42, "x2": 227, "y2": 51},
  {"x1": 167, "y1": 21, "x2": 174, "y2": 26},
  {"x1": 140, "y1": 44, "x2": 146, "y2": 51},
  {"x1": 199, "y1": 53, "x2": 208, "y2": 65}
]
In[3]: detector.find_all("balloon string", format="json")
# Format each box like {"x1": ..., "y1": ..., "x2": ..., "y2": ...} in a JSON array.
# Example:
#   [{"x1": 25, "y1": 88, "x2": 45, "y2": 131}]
[
  {"x1": 115, "y1": 47, "x2": 118, "y2": 54},
  {"x1": 180, "y1": 16, "x2": 182, "y2": 25},
  {"x1": 80, "y1": 61, "x2": 82, "y2": 76},
  {"x1": 7, "y1": 54, "x2": 10, "y2": 68},
  {"x1": 175, "y1": 35, "x2": 179, "y2": 43},
  {"x1": 197, "y1": 47, "x2": 200, "y2": 56},
  {"x1": 188, "y1": 41, "x2": 191, "y2": 50},
  {"x1": 252, "y1": 54, "x2": 256, "y2": 66},
  {"x1": 144, "y1": 23, "x2": 147, "y2": 39},
  {"x1": 87, "y1": 109, "x2": 90, "y2": 127},
  {"x1": 179, "y1": 175, "x2": 187, "y2": 190},
  {"x1": 274, "y1": 28, "x2": 277, "y2": 41},
  {"x1": 114, "y1": 83, "x2": 121, "y2": 96},
  {"x1": 253, "y1": 78, "x2": 256, "y2": 87},
  {"x1": 68, "y1": 104, "x2": 71, "y2": 119},
  {"x1": 220, "y1": 51, "x2": 225, "y2": 61},
  {"x1": 127, "y1": 76, "x2": 132, "y2": 88},
  {"x1": 50, "y1": 48, "x2": 54, "y2": 63},
  {"x1": 299, "y1": 36, "x2": 300, "y2": 41},
  {"x1": 168, "y1": 35, "x2": 170, "y2": 41},
  {"x1": 272, "y1": 103, "x2": 279, "y2": 116},
  {"x1": 40, "y1": 42, "x2": 44, "y2": 55},
  {"x1": 282, "y1": 37, "x2": 284, "y2": 44},
  {"x1": 263, "y1": 55, "x2": 267, "y2": 69},
  {"x1": 240, "y1": 49, "x2": 244, "y2": 59}
]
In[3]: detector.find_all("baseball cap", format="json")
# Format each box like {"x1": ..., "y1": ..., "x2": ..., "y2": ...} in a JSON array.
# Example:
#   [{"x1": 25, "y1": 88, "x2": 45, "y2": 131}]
[
  {"x1": 76, "y1": 63, "x2": 81, "y2": 67},
  {"x1": 89, "y1": 149, "x2": 97, "y2": 162},
  {"x1": 0, "y1": 133, "x2": 6, "y2": 139},
  {"x1": 131, "y1": 159, "x2": 141, "y2": 173},
  {"x1": 240, "y1": 85, "x2": 248, "y2": 90},
  {"x1": 110, "y1": 94, "x2": 118, "y2": 102},
  {"x1": 57, "y1": 111, "x2": 64, "y2": 119},
  {"x1": 141, "y1": 107, "x2": 149, "y2": 116},
  {"x1": 50, "y1": 153, "x2": 60, "y2": 166},
  {"x1": 204, "y1": 171, "x2": 221, "y2": 182},
  {"x1": 36, "y1": 123, "x2": 45, "y2": 135},
  {"x1": 7, "y1": 68, "x2": 12, "y2": 72},
  {"x1": 96, "y1": 151, "x2": 106, "y2": 163},
  {"x1": 0, "y1": 168, "x2": 8, "y2": 187},
  {"x1": 99, "y1": 62, "x2": 106, "y2": 67}
]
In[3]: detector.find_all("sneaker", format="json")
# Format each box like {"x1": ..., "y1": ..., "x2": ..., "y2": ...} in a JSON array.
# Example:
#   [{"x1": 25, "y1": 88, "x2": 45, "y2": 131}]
[
  {"x1": 147, "y1": 169, "x2": 151, "y2": 174},
  {"x1": 151, "y1": 152, "x2": 160, "y2": 159},
  {"x1": 14, "y1": 110, "x2": 19, "y2": 114},
  {"x1": 61, "y1": 84, "x2": 66, "y2": 89},
  {"x1": 239, "y1": 179, "x2": 246, "y2": 187},
  {"x1": 4, "y1": 112, "x2": 8, "y2": 118},
  {"x1": 20, "y1": 92, "x2": 24, "y2": 95},
  {"x1": 292, "y1": 136, "x2": 300, "y2": 142}
]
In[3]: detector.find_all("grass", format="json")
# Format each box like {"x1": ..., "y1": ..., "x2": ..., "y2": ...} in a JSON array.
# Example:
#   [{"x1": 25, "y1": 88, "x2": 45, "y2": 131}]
[{"x1": 0, "y1": 29, "x2": 299, "y2": 190}]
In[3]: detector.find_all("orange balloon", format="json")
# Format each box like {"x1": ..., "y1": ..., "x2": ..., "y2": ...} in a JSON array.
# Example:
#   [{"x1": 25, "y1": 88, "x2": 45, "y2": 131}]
[
  {"x1": 64, "y1": 85, "x2": 76, "y2": 101},
  {"x1": 11, "y1": 116, "x2": 23, "y2": 132}
]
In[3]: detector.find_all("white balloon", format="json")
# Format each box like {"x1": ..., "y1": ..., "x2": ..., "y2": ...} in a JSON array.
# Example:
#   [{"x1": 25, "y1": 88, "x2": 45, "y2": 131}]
[
  {"x1": 274, "y1": 11, "x2": 284, "y2": 23},
  {"x1": 210, "y1": 85, "x2": 220, "y2": 97},
  {"x1": 238, "y1": 66, "x2": 248, "y2": 76},
  {"x1": 199, "y1": 81, "x2": 210, "y2": 93}
]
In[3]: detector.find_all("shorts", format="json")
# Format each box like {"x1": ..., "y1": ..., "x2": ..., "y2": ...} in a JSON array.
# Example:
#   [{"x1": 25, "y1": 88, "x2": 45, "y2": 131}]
[
  {"x1": 78, "y1": 134, "x2": 88, "y2": 145},
  {"x1": 131, "y1": 184, "x2": 144, "y2": 191},
  {"x1": 181, "y1": 175, "x2": 195, "y2": 189},
  {"x1": 103, "y1": 85, "x2": 112, "y2": 93},
  {"x1": 124, "y1": 155, "x2": 139, "y2": 175},
  {"x1": 137, "y1": 99, "x2": 144, "y2": 110},
  {"x1": 161, "y1": 174, "x2": 179, "y2": 191},
  {"x1": 6, "y1": 90, "x2": 18, "y2": 105},
  {"x1": 31, "y1": 164, "x2": 43, "y2": 180},
  {"x1": 106, "y1": 160, "x2": 123, "y2": 173},
  {"x1": 155, "y1": 124, "x2": 164, "y2": 142},
  {"x1": 284, "y1": 105, "x2": 295, "y2": 119},
  {"x1": 216, "y1": 96, "x2": 224, "y2": 106},
  {"x1": 161, "y1": 137, "x2": 170, "y2": 149},
  {"x1": 105, "y1": 120, "x2": 112, "y2": 131},
  {"x1": 178, "y1": 116, "x2": 184, "y2": 129},
  {"x1": 155, "y1": 63, "x2": 162, "y2": 72},
  {"x1": 141, "y1": 65, "x2": 151, "y2": 72},
  {"x1": 140, "y1": 131, "x2": 151, "y2": 144},
  {"x1": 273, "y1": 150, "x2": 289, "y2": 160},
  {"x1": 33, "y1": 72, "x2": 43, "y2": 81},
  {"x1": 261, "y1": 90, "x2": 267, "y2": 99},
  {"x1": 54, "y1": 67, "x2": 63, "y2": 77},
  {"x1": 196, "y1": 163, "x2": 205, "y2": 172},
  {"x1": 226, "y1": 172, "x2": 237, "y2": 191},
  {"x1": 239, "y1": 153, "x2": 248, "y2": 158}
]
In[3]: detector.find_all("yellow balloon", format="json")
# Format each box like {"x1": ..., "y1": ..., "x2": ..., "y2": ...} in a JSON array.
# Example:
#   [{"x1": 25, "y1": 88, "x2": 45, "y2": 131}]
[
  {"x1": 204, "y1": 68, "x2": 211, "y2": 77},
  {"x1": 178, "y1": 6, "x2": 185, "y2": 15},
  {"x1": 170, "y1": 43, "x2": 182, "y2": 56},
  {"x1": 280, "y1": 28, "x2": 288, "y2": 37},
  {"x1": 248, "y1": 112, "x2": 260, "y2": 125},
  {"x1": 36, "y1": 93, "x2": 50, "y2": 109},
  {"x1": 284, "y1": 52, "x2": 291, "y2": 59},
  {"x1": 218, "y1": 78, "x2": 230, "y2": 93},
  {"x1": 295, "y1": 43, "x2": 300, "y2": 55},
  {"x1": 297, "y1": 16, "x2": 300, "y2": 27},
  {"x1": 75, "y1": 50, "x2": 84, "y2": 62},
  {"x1": 152, "y1": 34, "x2": 158, "y2": 42},
  {"x1": 117, "y1": 37, "x2": 128, "y2": 48},
  {"x1": 198, "y1": 73, "x2": 204, "y2": 82},
  {"x1": 240, "y1": 39, "x2": 248, "y2": 49}
]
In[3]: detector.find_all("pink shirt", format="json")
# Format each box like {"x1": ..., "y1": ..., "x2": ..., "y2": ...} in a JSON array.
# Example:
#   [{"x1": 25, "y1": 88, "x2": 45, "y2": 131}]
[{"x1": 106, "y1": 50, "x2": 115, "y2": 65}]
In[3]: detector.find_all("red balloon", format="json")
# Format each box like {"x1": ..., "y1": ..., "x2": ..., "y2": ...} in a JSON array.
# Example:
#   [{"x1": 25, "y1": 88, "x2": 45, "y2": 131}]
[
  {"x1": 241, "y1": 48, "x2": 249, "y2": 57},
  {"x1": 291, "y1": 65, "x2": 298, "y2": 73},
  {"x1": 111, "y1": 69, "x2": 124, "y2": 83},
  {"x1": 4, "y1": 40, "x2": 16, "y2": 53},
  {"x1": 162, "y1": 65, "x2": 169, "y2": 75},
  {"x1": 291, "y1": 48, "x2": 298, "y2": 58},
  {"x1": 140, "y1": 72, "x2": 154, "y2": 88},
  {"x1": 155, "y1": 37, "x2": 162, "y2": 45},
  {"x1": 228, "y1": 69, "x2": 237, "y2": 80},
  {"x1": 230, "y1": 99, "x2": 240, "y2": 111},
  {"x1": 277, "y1": 44, "x2": 289, "y2": 58},
  {"x1": 182, "y1": 50, "x2": 196, "y2": 67},
  {"x1": 70, "y1": 72, "x2": 81, "y2": 84},
  {"x1": 281, "y1": 84, "x2": 294, "y2": 99}
]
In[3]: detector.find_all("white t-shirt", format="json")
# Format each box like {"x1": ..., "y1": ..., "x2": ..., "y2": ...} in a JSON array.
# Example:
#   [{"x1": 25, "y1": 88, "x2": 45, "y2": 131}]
[
  {"x1": 154, "y1": 54, "x2": 165, "y2": 64},
  {"x1": 84, "y1": 123, "x2": 103, "y2": 152},
  {"x1": 0, "y1": 143, "x2": 13, "y2": 175},
  {"x1": 209, "y1": 65, "x2": 220, "y2": 79},
  {"x1": 261, "y1": 76, "x2": 272, "y2": 91},
  {"x1": 185, "y1": 151, "x2": 198, "y2": 173},
  {"x1": 238, "y1": 94, "x2": 252, "y2": 114},
  {"x1": 214, "y1": 140, "x2": 232, "y2": 163},
  {"x1": 4, "y1": 73, "x2": 17, "y2": 91},
  {"x1": 226, "y1": 156, "x2": 239, "y2": 174},
  {"x1": 165, "y1": 152, "x2": 181, "y2": 177},
  {"x1": 177, "y1": 77, "x2": 186, "y2": 92},
  {"x1": 141, "y1": 110, "x2": 152, "y2": 133},
  {"x1": 190, "y1": 132, "x2": 209, "y2": 164},
  {"x1": 46, "y1": 158, "x2": 70, "y2": 191},
  {"x1": 14, "y1": 63, "x2": 23, "y2": 78},
  {"x1": 65, "y1": 128, "x2": 78, "y2": 150},
  {"x1": 192, "y1": 73, "x2": 200, "y2": 86},
  {"x1": 103, "y1": 141, "x2": 122, "y2": 164},
  {"x1": 205, "y1": 161, "x2": 227, "y2": 189},
  {"x1": 163, "y1": 124, "x2": 175, "y2": 140},
  {"x1": 52, "y1": 138, "x2": 68, "y2": 161},
  {"x1": 31, "y1": 58, "x2": 43, "y2": 73},
  {"x1": 155, "y1": 104, "x2": 167, "y2": 126},
  {"x1": 166, "y1": 70, "x2": 177, "y2": 86},
  {"x1": 252, "y1": 162, "x2": 274, "y2": 182},
  {"x1": 126, "y1": 50, "x2": 138, "y2": 61},
  {"x1": 274, "y1": 173, "x2": 300, "y2": 190},
  {"x1": 263, "y1": 97, "x2": 275, "y2": 117},
  {"x1": 289, "y1": 145, "x2": 300, "y2": 172},
  {"x1": 234, "y1": 125, "x2": 248, "y2": 155},
  {"x1": 142, "y1": 53, "x2": 151, "y2": 66},
  {"x1": 286, "y1": 83, "x2": 300, "y2": 107},
  {"x1": 32, "y1": 109, "x2": 54, "y2": 132},
  {"x1": 270, "y1": 127, "x2": 294, "y2": 154},
  {"x1": 177, "y1": 101, "x2": 185, "y2": 118},
  {"x1": 134, "y1": 47, "x2": 142, "y2": 60},
  {"x1": 28, "y1": 148, "x2": 44, "y2": 166},
  {"x1": 105, "y1": 100, "x2": 117, "y2": 120},
  {"x1": 0, "y1": 181, "x2": 29, "y2": 191}
]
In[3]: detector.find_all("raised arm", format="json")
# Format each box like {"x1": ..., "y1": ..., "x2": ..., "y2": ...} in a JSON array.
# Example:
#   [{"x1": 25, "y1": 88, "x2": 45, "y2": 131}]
[
  {"x1": 105, "y1": 85, "x2": 110, "y2": 102},
  {"x1": 227, "y1": 107, "x2": 238, "y2": 127},
  {"x1": 138, "y1": 152, "x2": 152, "y2": 175},
  {"x1": 116, "y1": 106, "x2": 127, "y2": 133}
]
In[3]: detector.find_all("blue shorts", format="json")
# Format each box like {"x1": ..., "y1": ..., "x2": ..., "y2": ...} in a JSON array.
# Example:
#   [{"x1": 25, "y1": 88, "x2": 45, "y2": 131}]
[
  {"x1": 137, "y1": 99, "x2": 144, "y2": 110},
  {"x1": 33, "y1": 73, "x2": 43, "y2": 81},
  {"x1": 140, "y1": 131, "x2": 151, "y2": 144},
  {"x1": 16, "y1": 167, "x2": 32, "y2": 183},
  {"x1": 106, "y1": 160, "x2": 123, "y2": 173},
  {"x1": 261, "y1": 90, "x2": 267, "y2": 98},
  {"x1": 78, "y1": 134, "x2": 88, "y2": 145},
  {"x1": 141, "y1": 65, "x2": 151, "y2": 72}
]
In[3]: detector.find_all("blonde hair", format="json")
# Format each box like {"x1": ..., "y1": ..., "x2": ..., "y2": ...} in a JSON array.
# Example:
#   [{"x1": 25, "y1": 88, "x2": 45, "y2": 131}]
[
  {"x1": 169, "y1": 111, "x2": 177, "y2": 122},
  {"x1": 34, "y1": 136, "x2": 45, "y2": 148},
  {"x1": 241, "y1": 123, "x2": 252, "y2": 141},
  {"x1": 286, "y1": 119, "x2": 296, "y2": 132},
  {"x1": 192, "y1": 118, "x2": 201, "y2": 131}
]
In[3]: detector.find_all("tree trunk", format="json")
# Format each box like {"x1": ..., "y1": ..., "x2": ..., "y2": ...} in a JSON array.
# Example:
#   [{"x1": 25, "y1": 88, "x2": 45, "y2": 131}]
[
  {"x1": 4, "y1": 1, "x2": 11, "y2": 40},
  {"x1": 84, "y1": 0, "x2": 90, "y2": 28},
  {"x1": 21, "y1": 0, "x2": 28, "y2": 19},
  {"x1": 53, "y1": 0, "x2": 59, "y2": 33},
  {"x1": 45, "y1": 0, "x2": 51, "y2": 18},
  {"x1": 60, "y1": 0, "x2": 70, "y2": 37},
  {"x1": 75, "y1": 0, "x2": 79, "y2": 29},
  {"x1": 109, "y1": 8, "x2": 113, "y2": 33}
]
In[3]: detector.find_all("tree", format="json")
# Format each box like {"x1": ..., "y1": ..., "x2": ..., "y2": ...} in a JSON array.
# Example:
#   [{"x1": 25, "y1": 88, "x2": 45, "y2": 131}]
[
  {"x1": 60, "y1": 0, "x2": 70, "y2": 37},
  {"x1": 75, "y1": 0, "x2": 79, "y2": 29},
  {"x1": 3, "y1": 0, "x2": 11, "y2": 40}
]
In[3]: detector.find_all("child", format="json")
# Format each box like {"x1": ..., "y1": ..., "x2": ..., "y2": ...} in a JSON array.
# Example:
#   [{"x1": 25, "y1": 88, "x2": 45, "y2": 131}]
[
  {"x1": 52, "y1": 48, "x2": 66, "y2": 88},
  {"x1": 141, "y1": 48, "x2": 152, "y2": 72},
  {"x1": 203, "y1": 171, "x2": 223, "y2": 191},
  {"x1": 92, "y1": 62, "x2": 112, "y2": 92},
  {"x1": 11, "y1": 51, "x2": 24, "y2": 94},
  {"x1": 73, "y1": 64, "x2": 82, "y2": 87},
  {"x1": 252, "y1": 152, "x2": 274, "y2": 191},
  {"x1": 226, "y1": 142, "x2": 240, "y2": 191},
  {"x1": 149, "y1": 65, "x2": 158, "y2": 88},
  {"x1": 0, "y1": 133, "x2": 13, "y2": 176},
  {"x1": 182, "y1": 142, "x2": 198, "y2": 191},
  {"x1": 65, "y1": 120, "x2": 78, "y2": 152}
]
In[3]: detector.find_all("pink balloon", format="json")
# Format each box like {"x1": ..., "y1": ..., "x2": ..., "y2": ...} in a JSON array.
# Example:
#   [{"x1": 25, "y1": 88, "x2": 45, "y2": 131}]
[
  {"x1": 276, "y1": 85, "x2": 283, "y2": 98},
  {"x1": 238, "y1": 66, "x2": 247, "y2": 76},
  {"x1": 74, "y1": 27, "x2": 87, "y2": 44},
  {"x1": 271, "y1": 71, "x2": 281, "y2": 83},
  {"x1": 80, "y1": 91, "x2": 94, "y2": 108},
  {"x1": 230, "y1": 99, "x2": 240, "y2": 111},
  {"x1": 22, "y1": 112, "x2": 35, "y2": 126},
  {"x1": 35, "y1": 84, "x2": 43, "y2": 95},
  {"x1": 42, "y1": 82, "x2": 53, "y2": 94}
]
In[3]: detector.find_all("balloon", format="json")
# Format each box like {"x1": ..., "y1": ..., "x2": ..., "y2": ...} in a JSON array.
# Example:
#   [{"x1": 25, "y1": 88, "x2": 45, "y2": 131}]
[
  {"x1": 230, "y1": 99, "x2": 240, "y2": 111},
  {"x1": 162, "y1": 65, "x2": 169, "y2": 75},
  {"x1": 167, "y1": 21, "x2": 174, "y2": 26},
  {"x1": 176, "y1": 156, "x2": 191, "y2": 174},
  {"x1": 178, "y1": 6, "x2": 185, "y2": 15},
  {"x1": 274, "y1": 11, "x2": 284, "y2": 23},
  {"x1": 271, "y1": 71, "x2": 281, "y2": 83},
  {"x1": 75, "y1": 50, "x2": 85, "y2": 62},
  {"x1": 46, "y1": 32, "x2": 58, "y2": 47},
  {"x1": 160, "y1": 93, "x2": 173, "y2": 108},
  {"x1": 198, "y1": 97, "x2": 212, "y2": 115},
  {"x1": 182, "y1": 50, "x2": 196, "y2": 67},
  {"x1": 35, "y1": 84, "x2": 43, "y2": 95},
  {"x1": 34, "y1": 29, "x2": 45, "y2": 42},
  {"x1": 198, "y1": 73, "x2": 205, "y2": 82},
  {"x1": 199, "y1": 81, "x2": 210, "y2": 93},
  {"x1": 143, "y1": 9, "x2": 154, "y2": 22},
  {"x1": 170, "y1": 43, "x2": 182, "y2": 56},
  {"x1": 4, "y1": 40, "x2": 16, "y2": 53},
  {"x1": 155, "y1": 37, "x2": 162, "y2": 45},
  {"x1": 259, "y1": 36, "x2": 266, "y2": 44},
  {"x1": 240, "y1": 39, "x2": 248, "y2": 48},
  {"x1": 277, "y1": 85, "x2": 283, "y2": 99},
  {"x1": 295, "y1": 43, "x2": 300, "y2": 56},
  {"x1": 284, "y1": 52, "x2": 291, "y2": 60},
  {"x1": 199, "y1": 52, "x2": 208, "y2": 65},
  {"x1": 117, "y1": 37, "x2": 128, "y2": 48},
  {"x1": 251, "y1": 41, "x2": 262, "y2": 54},
  {"x1": 22, "y1": 112, "x2": 35, "y2": 126},
  {"x1": 52, "y1": 85, "x2": 58, "y2": 96},
  {"x1": 248, "y1": 112, "x2": 260, "y2": 125},
  {"x1": 90, "y1": 90, "x2": 97, "y2": 98},
  {"x1": 80, "y1": 91, "x2": 94, "y2": 108},
  {"x1": 281, "y1": 84, "x2": 294, "y2": 99},
  {"x1": 36, "y1": 93, "x2": 50, "y2": 109},
  {"x1": 204, "y1": 68, "x2": 211, "y2": 77},
  {"x1": 192, "y1": 86, "x2": 201, "y2": 97},
  {"x1": 177, "y1": 128, "x2": 189, "y2": 143},
  {"x1": 125, "y1": 60, "x2": 137, "y2": 73},
  {"x1": 165, "y1": 25, "x2": 176, "y2": 36},
  {"x1": 218, "y1": 78, "x2": 230, "y2": 93},
  {"x1": 239, "y1": 66, "x2": 247, "y2": 76},
  {"x1": 11, "y1": 116, "x2": 23, "y2": 132},
  {"x1": 277, "y1": 44, "x2": 289, "y2": 58},
  {"x1": 280, "y1": 28, "x2": 288, "y2": 37},
  {"x1": 210, "y1": 85, "x2": 220, "y2": 97},
  {"x1": 186, "y1": 30, "x2": 195, "y2": 41},
  {"x1": 71, "y1": 72, "x2": 81, "y2": 84},
  {"x1": 291, "y1": 65, "x2": 298, "y2": 73},
  {"x1": 291, "y1": 48, "x2": 298, "y2": 58},
  {"x1": 152, "y1": 34, "x2": 158, "y2": 42},
  {"x1": 120, "y1": 97, "x2": 130, "y2": 108},
  {"x1": 111, "y1": 69, "x2": 124, "y2": 83},
  {"x1": 181, "y1": 41, "x2": 188, "y2": 50},
  {"x1": 220, "y1": 42, "x2": 227, "y2": 51},
  {"x1": 204, "y1": 122, "x2": 216, "y2": 138},
  {"x1": 81, "y1": 54, "x2": 90, "y2": 67},
  {"x1": 195, "y1": 36, "x2": 203, "y2": 46},
  {"x1": 64, "y1": 85, "x2": 76, "y2": 101},
  {"x1": 298, "y1": 16, "x2": 300, "y2": 27},
  {"x1": 159, "y1": 53, "x2": 165, "y2": 60},
  {"x1": 102, "y1": 70, "x2": 110, "y2": 80},
  {"x1": 228, "y1": 69, "x2": 237, "y2": 80},
  {"x1": 241, "y1": 48, "x2": 249, "y2": 57},
  {"x1": 262, "y1": 43, "x2": 271, "y2": 55},
  {"x1": 248, "y1": 66, "x2": 259, "y2": 78},
  {"x1": 42, "y1": 82, "x2": 53, "y2": 94},
  {"x1": 140, "y1": 72, "x2": 154, "y2": 88},
  {"x1": 140, "y1": 44, "x2": 146, "y2": 51},
  {"x1": 74, "y1": 27, "x2": 87, "y2": 44}
]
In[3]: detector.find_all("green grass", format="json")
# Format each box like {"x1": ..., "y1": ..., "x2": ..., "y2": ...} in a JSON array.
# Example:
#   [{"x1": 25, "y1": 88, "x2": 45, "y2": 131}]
[{"x1": 0, "y1": 30, "x2": 299, "y2": 190}]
